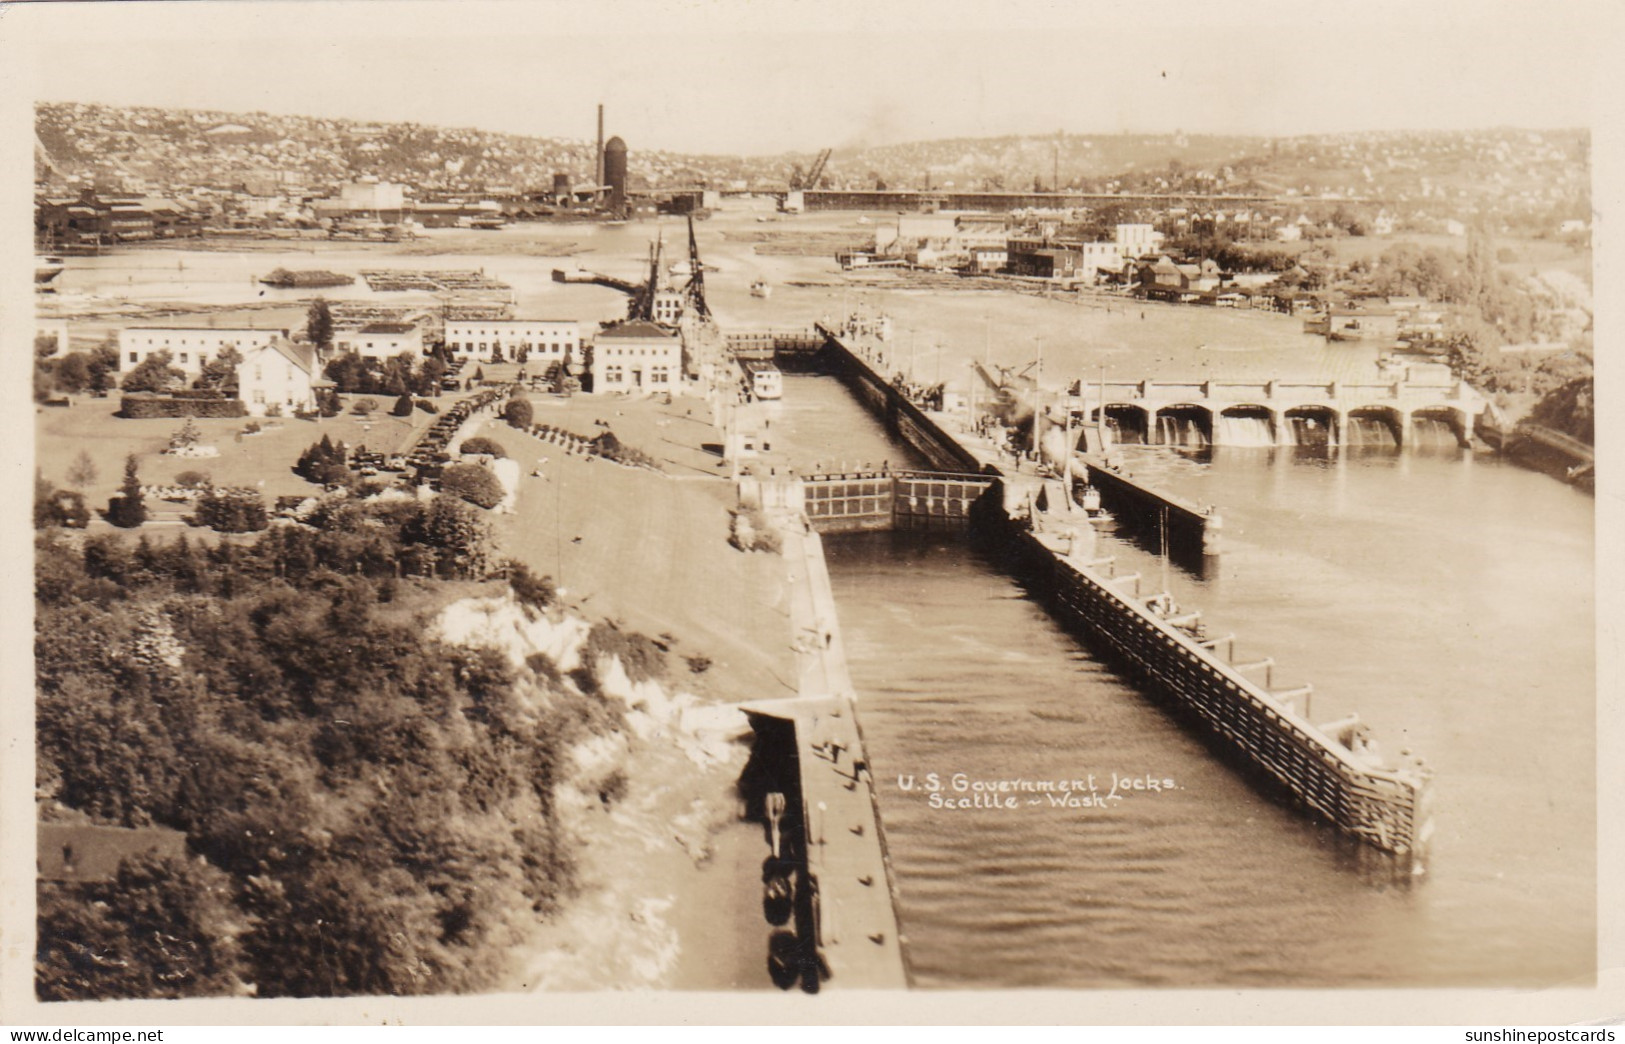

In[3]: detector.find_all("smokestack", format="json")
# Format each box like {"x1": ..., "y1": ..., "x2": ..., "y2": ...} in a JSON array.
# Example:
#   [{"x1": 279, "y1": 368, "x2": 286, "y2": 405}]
[{"x1": 596, "y1": 104, "x2": 605, "y2": 188}]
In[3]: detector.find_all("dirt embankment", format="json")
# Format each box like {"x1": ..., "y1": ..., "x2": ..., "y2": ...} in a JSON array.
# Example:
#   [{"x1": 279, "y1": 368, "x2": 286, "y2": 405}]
[{"x1": 448, "y1": 401, "x2": 792, "y2": 990}]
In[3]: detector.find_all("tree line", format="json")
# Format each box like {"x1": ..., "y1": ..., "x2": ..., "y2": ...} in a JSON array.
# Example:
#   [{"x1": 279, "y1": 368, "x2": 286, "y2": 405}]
[{"x1": 34, "y1": 494, "x2": 622, "y2": 999}]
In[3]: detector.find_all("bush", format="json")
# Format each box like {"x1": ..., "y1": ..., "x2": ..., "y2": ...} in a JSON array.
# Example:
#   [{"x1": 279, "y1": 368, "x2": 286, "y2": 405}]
[
  {"x1": 118, "y1": 397, "x2": 248, "y2": 420},
  {"x1": 507, "y1": 559, "x2": 555, "y2": 611},
  {"x1": 392, "y1": 393, "x2": 415, "y2": 417},
  {"x1": 585, "y1": 620, "x2": 668, "y2": 684},
  {"x1": 460, "y1": 437, "x2": 506, "y2": 458},
  {"x1": 414, "y1": 398, "x2": 438, "y2": 414},
  {"x1": 438, "y1": 463, "x2": 505, "y2": 509},
  {"x1": 351, "y1": 398, "x2": 379, "y2": 416},
  {"x1": 175, "y1": 470, "x2": 212, "y2": 489},
  {"x1": 188, "y1": 487, "x2": 270, "y2": 533},
  {"x1": 35, "y1": 476, "x2": 90, "y2": 530},
  {"x1": 502, "y1": 398, "x2": 533, "y2": 429}
]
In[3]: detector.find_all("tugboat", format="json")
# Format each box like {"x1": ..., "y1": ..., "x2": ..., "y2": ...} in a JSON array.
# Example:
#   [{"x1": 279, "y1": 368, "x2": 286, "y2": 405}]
[
  {"x1": 751, "y1": 278, "x2": 772, "y2": 299},
  {"x1": 35, "y1": 255, "x2": 66, "y2": 286}
]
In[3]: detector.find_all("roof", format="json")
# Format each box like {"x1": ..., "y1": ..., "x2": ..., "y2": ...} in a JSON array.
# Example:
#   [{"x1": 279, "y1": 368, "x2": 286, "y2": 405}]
[
  {"x1": 358, "y1": 322, "x2": 418, "y2": 334},
  {"x1": 1329, "y1": 306, "x2": 1397, "y2": 317},
  {"x1": 604, "y1": 136, "x2": 627, "y2": 152},
  {"x1": 596, "y1": 320, "x2": 677, "y2": 340},
  {"x1": 244, "y1": 337, "x2": 319, "y2": 375}
]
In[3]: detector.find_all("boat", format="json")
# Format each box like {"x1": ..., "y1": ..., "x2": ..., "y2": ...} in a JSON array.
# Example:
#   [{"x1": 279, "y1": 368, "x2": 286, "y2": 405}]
[
  {"x1": 35, "y1": 256, "x2": 65, "y2": 285},
  {"x1": 750, "y1": 279, "x2": 772, "y2": 299}
]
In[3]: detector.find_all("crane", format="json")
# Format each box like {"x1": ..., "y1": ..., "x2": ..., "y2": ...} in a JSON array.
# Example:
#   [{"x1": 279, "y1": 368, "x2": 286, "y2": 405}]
[
  {"x1": 682, "y1": 214, "x2": 711, "y2": 319},
  {"x1": 805, "y1": 148, "x2": 832, "y2": 189}
]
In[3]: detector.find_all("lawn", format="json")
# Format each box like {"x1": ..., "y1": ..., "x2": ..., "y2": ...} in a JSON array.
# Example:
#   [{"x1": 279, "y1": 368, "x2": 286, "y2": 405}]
[{"x1": 35, "y1": 394, "x2": 437, "y2": 510}]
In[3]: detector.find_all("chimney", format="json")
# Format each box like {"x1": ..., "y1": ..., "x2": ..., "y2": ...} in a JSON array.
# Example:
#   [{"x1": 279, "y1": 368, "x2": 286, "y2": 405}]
[{"x1": 596, "y1": 104, "x2": 605, "y2": 188}]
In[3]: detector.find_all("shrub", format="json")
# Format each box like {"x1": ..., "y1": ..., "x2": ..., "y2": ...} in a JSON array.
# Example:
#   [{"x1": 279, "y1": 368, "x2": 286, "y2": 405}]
[
  {"x1": 414, "y1": 398, "x2": 438, "y2": 414},
  {"x1": 265, "y1": 403, "x2": 284, "y2": 418},
  {"x1": 120, "y1": 351, "x2": 185, "y2": 394},
  {"x1": 507, "y1": 559, "x2": 555, "y2": 611},
  {"x1": 502, "y1": 398, "x2": 533, "y2": 429},
  {"x1": 189, "y1": 487, "x2": 270, "y2": 533},
  {"x1": 729, "y1": 507, "x2": 781, "y2": 553},
  {"x1": 118, "y1": 397, "x2": 247, "y2": 420},
  {"x1": 351, "y1": 398, "x2": 379, "y2": 416},
  {"x1": 392, "y1": 393, "x2": 415, "y2": 417},
  {"x1": 175, "y1": 470, "x2": 212, "y2": 489},
  {"x1": 438, "y1": 463, "x2": 504, "y2": 509},
  {"x1": 460, "y1": 437, "x2": 506, "y2": 458},
  {"x1": 35, "y1": 475, "x2": 90, "y2": 530},
  {"x1": 584, "y1": 621, "x2": 668, "y2": 684}
]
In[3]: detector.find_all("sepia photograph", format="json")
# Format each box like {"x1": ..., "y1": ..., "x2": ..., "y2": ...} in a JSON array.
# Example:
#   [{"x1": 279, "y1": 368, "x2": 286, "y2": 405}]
[{"x1": 1, "y1": 0, "x2": 1616, "y2": 1026}]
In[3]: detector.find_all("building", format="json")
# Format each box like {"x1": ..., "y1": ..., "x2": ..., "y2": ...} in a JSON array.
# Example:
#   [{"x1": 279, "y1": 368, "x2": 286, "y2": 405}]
[
  {"x1": 1114, "y1": 223, "x2": 1163, "y2": 259},
  {"x1": 1076, "y1": 242, "x2": 1125, "y2": 283},
  {"x1": 1008, "y1": 246, "x2": 1083, "y2": 279},
  {"x1": 119, "y1": 326, "x2": 288, "y2": 375},
  {"x1": 334, "y1": 321, "x2": 425, "y2": 360},
  {"x1": 237, "y1": 338, "x2": 329, "y2": 415},
  {"x1": 444, "y1": 319, "x2": 582, "y2": 364},
  {"x1": 966, "y1": 245, "x2": 1008, "y2": 273},
  {"x1": 592, "y1": 320, "x2": 681, "y2": 395},
  {"x1": 651, "y1": 289, "x2": 685, "y2": 326}
]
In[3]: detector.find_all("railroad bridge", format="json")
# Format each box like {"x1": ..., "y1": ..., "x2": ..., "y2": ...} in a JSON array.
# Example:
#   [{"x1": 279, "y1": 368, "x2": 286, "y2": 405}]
[{"x1": 1071, "y1": 377, "x2": 1489, "y2": 448}]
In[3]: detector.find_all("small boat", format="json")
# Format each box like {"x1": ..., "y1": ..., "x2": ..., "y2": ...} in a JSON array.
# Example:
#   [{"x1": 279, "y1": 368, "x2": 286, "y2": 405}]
[{"x1": 751, "y1": 279, "x2": 772, "y2": 299}]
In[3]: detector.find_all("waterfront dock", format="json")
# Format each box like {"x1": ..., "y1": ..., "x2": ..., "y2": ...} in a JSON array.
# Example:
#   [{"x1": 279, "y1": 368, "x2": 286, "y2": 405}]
[{"x1": 740, "y1": 523, "x2": 909, "y2": 990}]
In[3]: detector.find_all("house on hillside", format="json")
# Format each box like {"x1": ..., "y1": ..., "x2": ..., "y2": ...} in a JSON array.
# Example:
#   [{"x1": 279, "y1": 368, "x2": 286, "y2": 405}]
[{"x1": 237, "y1": 338, "x2": 330, "y2": 415}]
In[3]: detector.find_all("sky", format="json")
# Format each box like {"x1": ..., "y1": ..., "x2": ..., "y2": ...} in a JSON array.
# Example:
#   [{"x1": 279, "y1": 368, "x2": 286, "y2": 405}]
[{"x1": 4, "y1": 0, "x2": 1611, "y2": 154}]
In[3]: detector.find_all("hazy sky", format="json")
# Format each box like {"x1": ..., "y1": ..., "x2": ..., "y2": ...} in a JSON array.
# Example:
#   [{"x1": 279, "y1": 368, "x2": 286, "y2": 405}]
[{"x1": 8, "y1": 0, "x2": 1609, "y2": 154}]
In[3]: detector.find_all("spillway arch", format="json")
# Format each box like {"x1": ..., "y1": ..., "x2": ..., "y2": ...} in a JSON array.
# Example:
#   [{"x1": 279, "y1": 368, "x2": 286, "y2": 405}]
[{"x1": 1153, "y1": 403, "x2": 1213, "y2": 447}]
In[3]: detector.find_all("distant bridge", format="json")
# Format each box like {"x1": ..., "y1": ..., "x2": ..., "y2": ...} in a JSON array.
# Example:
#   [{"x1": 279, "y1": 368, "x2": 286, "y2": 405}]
[{"x1": 1067, "y1": 377, "x2": 1489, "y2": 448}]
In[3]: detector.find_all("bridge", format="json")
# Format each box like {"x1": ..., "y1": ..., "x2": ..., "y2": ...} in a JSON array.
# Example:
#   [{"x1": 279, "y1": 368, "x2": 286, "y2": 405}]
[{"x1": 1068, "y1": 377, "x2": 1490, "y2": 448}]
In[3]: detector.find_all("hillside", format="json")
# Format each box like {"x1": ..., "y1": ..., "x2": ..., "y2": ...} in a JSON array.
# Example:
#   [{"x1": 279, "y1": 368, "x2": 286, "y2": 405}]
[{"x1": 38, "y1": 102, "x2": 1589, "y2": 232}]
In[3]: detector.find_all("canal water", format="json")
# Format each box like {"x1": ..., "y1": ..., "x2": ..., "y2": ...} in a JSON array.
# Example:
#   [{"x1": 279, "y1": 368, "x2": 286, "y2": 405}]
[{"x1": 800, "y1": 381, "x2": 1595, "y2": 990}]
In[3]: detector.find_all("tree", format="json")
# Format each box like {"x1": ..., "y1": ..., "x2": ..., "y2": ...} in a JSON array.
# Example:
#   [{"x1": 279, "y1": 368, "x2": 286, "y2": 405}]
[
  {"x1": 87, "y1": 345, "x2": 120, "y2": 395},
  {"x1": 418, "y1": 356, "x2": 446, "y2": 396},
  {"x1": 67, "y1": 450, "x2": 97, "y2": 490},
  {"x1": 392, "y1": 393, "x2": 415, "y2": 417},
  {"x1": 501, "y1": 397, "x2": 533, "y2": 429},
  {"x1": 200, "y1": 345, "x2": 244, "y2": 387},
  {"x1": 412, "y1": 494, "x2": 494, "y2": 576},
  {"x1": 36, "y1": 854, "x2": 246, "y2": 1001},
  {"x1": 106, "y1": 455, "x2": 147, "y2": 528},
  {"x1": 306, "y1": 298, "x2": 334, "y2": 352},
  {"x1": 459, "y1": 437, "x2": 505, "y2": 458},
  {"x1": 122, "y1": 351, "x2": 185, "y2": 394},
  {"x1": 54, "y1": 353, "x2": 91, "y2": 393},
  {"x1": 36, "y1": 333, "x2": 60, "y2": 359},
  {"x1": 439, "y1": 464, "x2": 505, "y2": 509}
]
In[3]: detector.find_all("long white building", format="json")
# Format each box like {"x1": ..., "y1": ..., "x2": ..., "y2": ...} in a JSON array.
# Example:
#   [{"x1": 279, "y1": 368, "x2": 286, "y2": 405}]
[
  {"x1": 334, "y1": 321, "x2": 424, "y2": 360},
  {"x1": 444, "y1": 319, "x2": 581, "y2": 364},
  {"x1": 119, "y1": 327, "x2": 290, "y2": 375}
]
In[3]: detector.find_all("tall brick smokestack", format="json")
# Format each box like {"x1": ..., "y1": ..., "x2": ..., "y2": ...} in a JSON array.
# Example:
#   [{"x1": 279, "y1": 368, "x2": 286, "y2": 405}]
[{"x1": 596, "y1": 104, "x2": 605, "y2": 188}]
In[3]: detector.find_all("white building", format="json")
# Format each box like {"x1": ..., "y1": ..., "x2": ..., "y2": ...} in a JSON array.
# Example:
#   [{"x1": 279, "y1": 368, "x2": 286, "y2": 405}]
[
  {"x1": 237, "y1": 339, "x2": 329, "y2": 416},
  {"x1": 119, "y1": 327, "x2": 289, "y2": 375},
  {"x1": 1078, "y1": 242, "x2": 1126, "y2": 281},
  {"x1": 592, "y1": 320, "x2": 682, "y2": 395},
  {"x1": 339, "y1": 179, "x2": 406, "y2": 214},
  {"x1": 444, "y1": 319, "x2": 581, "y2": 364},
  {"x1": 334, "y1": 321, "x2": 425, "y2": 360},
  {"x1": 1113, "y1": 223, "x2": 1163, "y2": 259},
  {"x1": 651, "y1": 289, "x2": 685, "y2": 326}
]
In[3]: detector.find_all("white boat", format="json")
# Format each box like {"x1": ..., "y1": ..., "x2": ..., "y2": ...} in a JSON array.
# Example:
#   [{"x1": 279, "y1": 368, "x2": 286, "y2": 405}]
[{"x1": 750, "y1": 279, "x2": 772, "y2": 299}]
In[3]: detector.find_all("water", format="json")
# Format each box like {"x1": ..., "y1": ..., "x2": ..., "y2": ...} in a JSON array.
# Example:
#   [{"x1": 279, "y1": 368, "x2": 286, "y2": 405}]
[
  {"x1": 813, "y1": 391, "x2": 1594, "y2": 989},
  {"x1": 50, "y1": 217, "x2": 1595, "y2": 989}
]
